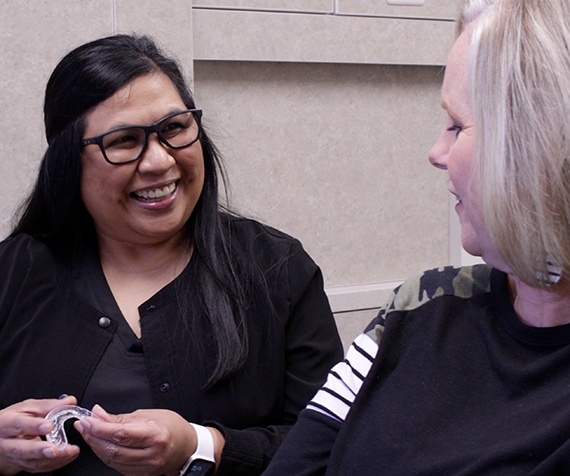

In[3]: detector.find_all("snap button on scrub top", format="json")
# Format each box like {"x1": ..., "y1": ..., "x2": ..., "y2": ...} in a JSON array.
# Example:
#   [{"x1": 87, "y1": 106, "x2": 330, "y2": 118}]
[{"x1": 98, "y1": 316, "x2": 112, "y2": 328}]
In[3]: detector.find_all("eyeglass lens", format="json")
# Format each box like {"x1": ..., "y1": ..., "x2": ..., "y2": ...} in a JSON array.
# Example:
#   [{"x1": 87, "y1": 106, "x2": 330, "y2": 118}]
[{"x1": 102, "y1": 110, "x2": 200, "y2": 164}]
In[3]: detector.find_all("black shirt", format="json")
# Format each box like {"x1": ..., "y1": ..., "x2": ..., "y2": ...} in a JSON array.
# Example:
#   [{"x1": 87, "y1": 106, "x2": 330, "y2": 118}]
[{"x1": 0, "y1": 217, "x2": 343, "y2": 475}]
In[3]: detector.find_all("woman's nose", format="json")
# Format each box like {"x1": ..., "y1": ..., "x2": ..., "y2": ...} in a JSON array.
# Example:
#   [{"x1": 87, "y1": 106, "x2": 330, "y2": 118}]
[
  {"x1": 428, "y1": 132, "x2": 448, "y2": 170},
  {"x1": 137, "y1": 134, "x2": 175, "y2": 173}
]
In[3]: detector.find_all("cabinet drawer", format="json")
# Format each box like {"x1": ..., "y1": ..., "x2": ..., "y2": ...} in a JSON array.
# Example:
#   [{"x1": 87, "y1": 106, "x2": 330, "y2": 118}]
[{"x1": 193, "y1": 0, "x2": 333, "y2": 13}]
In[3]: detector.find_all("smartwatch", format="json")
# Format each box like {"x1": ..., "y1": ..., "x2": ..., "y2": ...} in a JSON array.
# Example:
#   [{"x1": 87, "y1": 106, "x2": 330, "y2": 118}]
[{"x1": 178, "y1": 423, "x2": 216, "y2": 476}]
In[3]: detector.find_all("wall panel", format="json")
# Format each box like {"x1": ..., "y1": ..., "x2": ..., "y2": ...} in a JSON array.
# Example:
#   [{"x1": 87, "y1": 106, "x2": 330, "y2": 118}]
[
  {"x1": 193, "y1": 9, "x2": 454, "y2": 65},
  {"x1": 193, "y1": 61, "x2": 449, "y2": 288}
]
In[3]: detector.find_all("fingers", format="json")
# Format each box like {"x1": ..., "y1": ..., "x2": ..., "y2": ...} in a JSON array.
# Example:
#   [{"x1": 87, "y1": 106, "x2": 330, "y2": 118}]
[
  {"x1": 75, "y1": 407, "x2": 194, "y2": 476},
  {"x1": 81, "y1": 405, "x2": 158, "y2": 448},
  {"x1": 0, "y1": 397, "x2": 80, "y2": 475},
  {"x1": 0, "y1": 438, "x2": 80, "y2": 474},
  {"x1": 82, "y1": 406, "x2": 176, "y2": 447},
  {"x1": 0, "y1": 396, "x2": 76, "y2": 439},
  {"x1": 7, "y1": 395, "x2": 77, "y2": 416},
  {"x1": 76, "y1": 413, "x2": 168, "y2": 453},
  {"x1": 76, "y1": 421, "x2": 172, "y2": 476},
  {"x1": 90, "y1": 403, "x2": 114, "y2": 422}
]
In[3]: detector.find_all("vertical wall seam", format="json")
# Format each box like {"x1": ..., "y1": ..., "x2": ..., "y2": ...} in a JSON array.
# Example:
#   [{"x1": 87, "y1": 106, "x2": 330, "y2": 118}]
[{"x1": 112, "y1": 0, "x2": 117, "y2": 34}]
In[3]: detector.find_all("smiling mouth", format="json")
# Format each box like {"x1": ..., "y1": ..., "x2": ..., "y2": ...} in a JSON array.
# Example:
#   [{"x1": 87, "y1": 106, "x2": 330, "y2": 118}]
[{"x1": 132, "y1": 182, "x2": 176, "y2": 201}]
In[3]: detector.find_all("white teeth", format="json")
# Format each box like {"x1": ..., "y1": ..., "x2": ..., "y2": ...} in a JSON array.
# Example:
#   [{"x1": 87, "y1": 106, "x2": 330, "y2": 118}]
[{"x1": 135, "y1": 182, "x2": 176, "y2": 200}]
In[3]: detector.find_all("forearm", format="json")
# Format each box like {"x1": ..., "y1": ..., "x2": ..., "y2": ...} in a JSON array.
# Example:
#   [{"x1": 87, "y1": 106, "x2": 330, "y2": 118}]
[{"x1": 261, "y1": 410, "x2": 342, "y2": 476}]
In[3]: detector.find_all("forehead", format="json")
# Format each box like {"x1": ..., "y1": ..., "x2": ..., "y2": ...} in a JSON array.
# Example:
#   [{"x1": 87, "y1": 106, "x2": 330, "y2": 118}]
[
  {"x1": 84, "y1": 72, "x2": 185, "y2": 133},
  {"x1": 441, "y1": 30, "x2": 473, "y2": 119}
]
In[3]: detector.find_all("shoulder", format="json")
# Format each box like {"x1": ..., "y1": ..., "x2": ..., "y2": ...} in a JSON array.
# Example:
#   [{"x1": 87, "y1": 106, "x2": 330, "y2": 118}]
[
  {"x1": 225, "y1": 215, "x2": 300, "y2": 246},
  {"x1": 0, "y1": 234, "x2": 59, "y2": 306},
  {"x1": 0, "y1": 234, "x2": 53, "y2": 264},
  {"x1": 365, "y1": 264, "x2": 493, "y2": 343},
  {"x1": 224, "y1": 215, "x2": 309, "y2": 261},
  {"x1": 223, "y1": 215, "x2": 320, "y2": 284},
  {"x1": 389, "y1": 264, "x2": 493, "y2": 311}
]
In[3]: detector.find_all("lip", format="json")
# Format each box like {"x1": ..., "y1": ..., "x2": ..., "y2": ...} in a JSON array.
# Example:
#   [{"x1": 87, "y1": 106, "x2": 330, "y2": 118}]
[{"x1": 448, "y1": 188, "x2": 461, "y2": 203}]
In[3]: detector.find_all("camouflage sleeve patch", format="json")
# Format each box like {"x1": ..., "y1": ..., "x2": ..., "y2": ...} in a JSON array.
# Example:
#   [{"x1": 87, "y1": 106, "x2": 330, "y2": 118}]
[{"x1": 364, "y1": 264, "x2": 492, "y2": 345}]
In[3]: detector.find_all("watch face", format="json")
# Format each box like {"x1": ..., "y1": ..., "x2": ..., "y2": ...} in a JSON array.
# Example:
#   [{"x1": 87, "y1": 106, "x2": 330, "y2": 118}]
[{"x1": 187, "y1": 459, "x2": 215, "y2": 475}]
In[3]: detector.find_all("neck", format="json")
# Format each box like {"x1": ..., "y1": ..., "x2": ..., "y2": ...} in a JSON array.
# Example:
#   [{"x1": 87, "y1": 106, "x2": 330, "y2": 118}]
[
  {"x1": 508, "y1": 274, "x2": 570, "y2": 327},
  {"x1": 96, "y1": 234, "x2": 192, "y2": 338},
  {"x1": 98, "y1": 233, "x2": 192, "y2": 278}
]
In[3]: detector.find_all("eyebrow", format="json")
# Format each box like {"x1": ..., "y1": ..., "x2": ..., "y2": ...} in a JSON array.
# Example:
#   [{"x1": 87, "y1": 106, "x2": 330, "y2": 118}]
[{"x1": 96, "y1": 108, "x2": 189, "y2": 135}]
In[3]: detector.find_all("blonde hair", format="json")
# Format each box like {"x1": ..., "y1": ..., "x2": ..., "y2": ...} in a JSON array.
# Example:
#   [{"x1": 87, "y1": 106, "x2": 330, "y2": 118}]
[{"x1": 459, "y1": 0, "x2": 570, "y2": 286}]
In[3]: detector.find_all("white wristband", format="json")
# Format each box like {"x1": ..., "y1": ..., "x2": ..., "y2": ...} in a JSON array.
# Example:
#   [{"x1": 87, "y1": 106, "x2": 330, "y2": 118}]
[{"x1": 178, "y1": 423, "x2": 216, "y2": 476}]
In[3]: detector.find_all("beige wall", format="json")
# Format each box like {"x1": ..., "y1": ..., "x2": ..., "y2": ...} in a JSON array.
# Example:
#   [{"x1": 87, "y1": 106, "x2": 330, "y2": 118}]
[{"x1": 0, "y1": 1, "x2": 459, "y2": 348}]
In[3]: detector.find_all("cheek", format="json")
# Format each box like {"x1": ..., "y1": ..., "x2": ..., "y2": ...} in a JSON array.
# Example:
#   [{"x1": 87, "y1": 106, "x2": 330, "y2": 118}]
[
  {"x1": 448, "y1": 137, "x2": 475, "y2": 186},
  {"x1": 80, "y1": 171, "x2": 105, "y2": 221},
  {"x1": 80, "y1": 159, "x2": 97, "y2": 205},
  {"x1": 179, "y1": 145, "x2": 205, "y2": 184},
  {"x1": 80, "y1": 159, "x2": 126, "y2": 212}
]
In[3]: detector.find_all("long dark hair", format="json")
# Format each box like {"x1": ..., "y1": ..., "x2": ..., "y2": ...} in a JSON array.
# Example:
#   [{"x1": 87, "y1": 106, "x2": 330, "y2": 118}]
[{"x1": 12, "y1": 34, "x2": 249, "y2": 385}]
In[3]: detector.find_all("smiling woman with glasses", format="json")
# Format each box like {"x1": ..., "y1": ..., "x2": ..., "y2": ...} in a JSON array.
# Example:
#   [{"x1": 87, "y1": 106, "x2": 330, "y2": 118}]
[{"x1": 0, "y1": 34, "x2": 342, "y2": 476}]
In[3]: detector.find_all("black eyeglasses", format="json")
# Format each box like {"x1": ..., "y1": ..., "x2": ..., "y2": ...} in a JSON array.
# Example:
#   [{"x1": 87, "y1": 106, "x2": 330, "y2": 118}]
[{"x1": 81, "y1": 109, "x2": 202, "y2": 165}]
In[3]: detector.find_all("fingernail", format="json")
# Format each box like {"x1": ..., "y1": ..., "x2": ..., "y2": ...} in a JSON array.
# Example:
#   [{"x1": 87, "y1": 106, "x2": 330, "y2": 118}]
[
  {"x1": 39, "y1": 422, "x2": 52, "y2": 434},
  {"x1": 42, "y1": 447, "x2": 56, "y2": 458},
  {"x1": 58, "y1": 394, "x2": 69, "y2": 400}
]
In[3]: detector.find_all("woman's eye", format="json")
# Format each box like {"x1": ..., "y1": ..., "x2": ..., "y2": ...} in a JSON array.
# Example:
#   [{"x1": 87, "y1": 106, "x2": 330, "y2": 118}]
[
  {"x1": 162, "y1": 122, "x2": 188, "y2": 137},
  {"x1": 106, "y1": 134, "x2": 139, "y2": 149},
  {"x1": 447, "y1": 125, "x2": 462, "y2": 136}
]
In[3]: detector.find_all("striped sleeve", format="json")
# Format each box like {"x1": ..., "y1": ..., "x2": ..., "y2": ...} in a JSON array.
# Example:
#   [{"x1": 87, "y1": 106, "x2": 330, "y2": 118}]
[{"x1": 306, "y1": 332, "x2": 378, "y2": 422}]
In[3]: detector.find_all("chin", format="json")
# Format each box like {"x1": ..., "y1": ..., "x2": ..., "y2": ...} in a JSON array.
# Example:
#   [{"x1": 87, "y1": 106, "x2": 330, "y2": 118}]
[{"x1": 460, "y1": 235, "x2": 482, "y2": 258}]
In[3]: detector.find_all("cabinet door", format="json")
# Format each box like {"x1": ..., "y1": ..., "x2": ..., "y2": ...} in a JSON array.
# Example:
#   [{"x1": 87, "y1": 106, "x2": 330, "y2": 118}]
[
  {"x1": 193, "y1": 0, "x2": 333, "y2": 13},
  {"x1": 337, "y1": 0, "x2": 458, "y2": 20}
]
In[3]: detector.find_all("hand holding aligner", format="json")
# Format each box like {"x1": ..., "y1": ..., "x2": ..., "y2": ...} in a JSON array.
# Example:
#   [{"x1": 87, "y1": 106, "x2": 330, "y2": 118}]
[{"x1": 45, "y1": 405, "x2": 97, "y2": 449}]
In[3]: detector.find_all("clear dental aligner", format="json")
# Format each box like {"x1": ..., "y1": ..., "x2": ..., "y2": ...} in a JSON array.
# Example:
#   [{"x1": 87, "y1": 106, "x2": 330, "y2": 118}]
[{"x1": 45, "y1": 405, "x2": 97, "y2": 449}]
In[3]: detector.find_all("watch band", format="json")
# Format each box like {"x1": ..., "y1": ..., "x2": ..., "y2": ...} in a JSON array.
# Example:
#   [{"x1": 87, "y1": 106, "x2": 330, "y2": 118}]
[{"x1": 178, "y1": 423, "x2": 216, "y2": 476}]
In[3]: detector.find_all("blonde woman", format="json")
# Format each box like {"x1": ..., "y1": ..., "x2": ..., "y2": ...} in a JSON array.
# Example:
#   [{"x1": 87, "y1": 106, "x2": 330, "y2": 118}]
[{"x1": 263, "y1": 1, "x2": 570, "y2": 474}]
